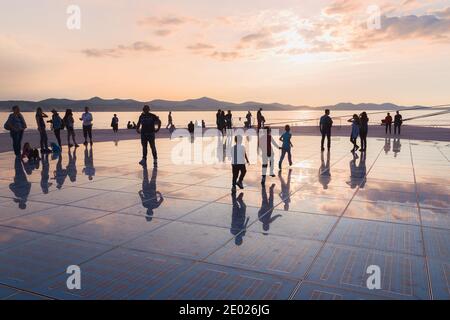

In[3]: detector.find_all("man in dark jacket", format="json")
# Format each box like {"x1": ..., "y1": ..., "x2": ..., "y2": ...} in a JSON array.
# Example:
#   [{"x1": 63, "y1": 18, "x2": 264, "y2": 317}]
[
  {"x1": 320, "y1": 109, "x2": 333, "y2": 151},
  {"x1": 136, "y1": 105, "x2": 161, "y2": 167}
]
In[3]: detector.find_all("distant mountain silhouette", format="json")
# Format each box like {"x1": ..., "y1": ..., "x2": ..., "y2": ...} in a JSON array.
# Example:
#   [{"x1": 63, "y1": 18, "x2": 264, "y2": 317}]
[{"x1": 0, "y1": 97, "x2": 429, "y2": 112}]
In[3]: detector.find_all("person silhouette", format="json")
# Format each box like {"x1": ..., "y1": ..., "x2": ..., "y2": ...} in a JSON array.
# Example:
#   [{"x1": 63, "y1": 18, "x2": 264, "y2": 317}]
[
  {"x1": 320, "y1": 109, "x2": 333, "y2": 151},
  {"x1": 40, "y1": 153, "x2": 52, "y2": 194},
  {"x1": 231, "y1": 192, "x2": 249, "y2": 246},
  {"x1": 279, "y1": 169, "x2": 292, "y2": 210},
  {"x1": 394, "y1": 111, "x2": 403, "y2": 135},
  {"x1": 258, "y1": 184, "x2": 282, "y2": 235},
  {"x1": 82, "y1": 145, "x2": 95, "y2": 180},
  {"x1": 319, "y1": 151, "x2": 331, "y2": 190},
  {"x1": 347, "y1": 151, "x2": 367, "y2": 189},
  {"x1": 139, "y1": 167, "x2": 164, "y2": 222},
  {"x1": 9, "y1": 158, "x2": 31, "y2": 209}
]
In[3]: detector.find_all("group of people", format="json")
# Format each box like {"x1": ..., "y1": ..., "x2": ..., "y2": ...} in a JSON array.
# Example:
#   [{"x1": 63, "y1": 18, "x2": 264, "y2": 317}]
[{"x1": 3, "y1": 106, "x2": 95, "y2": 161}]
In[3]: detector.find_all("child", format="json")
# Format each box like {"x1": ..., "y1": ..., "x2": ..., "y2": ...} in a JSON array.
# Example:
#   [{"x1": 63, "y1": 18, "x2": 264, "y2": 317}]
[
  {"x1": 260, "y1": 127, "x2": 279, "y2": 184},
  {"x1": 231, "y1": 135, "x2": 249, "y2": 193},
  {"x1": 348, "y1": 114, "x2": 360, "y2": 152},
  {"x1": 22, "y1": 143, "x2": 40, "y2": 162},
  {"x1": 278, "y1": 125, "x2": 293, "y2": 170}
]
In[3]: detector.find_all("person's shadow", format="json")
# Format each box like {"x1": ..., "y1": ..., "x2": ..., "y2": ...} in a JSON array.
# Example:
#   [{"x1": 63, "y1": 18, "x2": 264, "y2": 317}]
[
  {"x1": 82, "y1": 146, "x2": 96, "y2": 181},
  {"x1": 40, "y1": 153, "x2": 52, "y2": 194},
  {"x1": 319, "y1": 151, "x2": 331, "y2": 190},
  {"x1": 139, "y1": 167, "x2": 164, "y2": 222},
  {"x1": 231, "y1": 192, "x2": 249, "y2": 246},
  {"x1": 279, "y1": 169, "x2": 292, "y2": 210},
  {"x1": 9, "y1": 158, "x2": 31, "y2": 209},
  {"x1": 384, "y1": 138, "x2": 391, "y2": 155},
  {"x1": 259, "y1": 184, "x2": 282, "y2": 235},
  {"x1": 393, "y1": 138, "x2": 402, "y2": 157}
]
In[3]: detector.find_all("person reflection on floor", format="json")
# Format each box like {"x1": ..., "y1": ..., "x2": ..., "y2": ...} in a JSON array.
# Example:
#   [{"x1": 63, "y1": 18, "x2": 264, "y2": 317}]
[
  {"x1": 319, "y1": 151, "x2": 331, "y2": 190},
  {"x1": 258, "y1": 184, "x2": 282, "y2": 235},
  {"x1": 347, "y1": 151, "x2": 367, "y2": 189},
  {"x1": 393, "y1": 138, "x2": 402, "y2": 157},
  {"x1": 139, "y1": 167, "x2": 164, "y2": 222},
  {"x1": 83, "y1": 146, "x2": 96, "y2": 181},
  {"x1": 40, "y1": 153, "x2": 52, "y2": 194},
  {"x1": 231, "y1": 192, "x2": 249, "y2": 246},
  {"x1": 53, "y1": 153, "x2": 67, "y2": 189},
  {"x1": 384, "y1": 137, "x2": 391, "y2": 155},
  {"x1": 67, "y1": 147, "x2": 77, "y2": 183},
  {"x1": 279, "y1": 169, "x2": 292, "y2": 210},
  {"x1": 10, "y1": 158, "x2": 31, "y2": 209}
]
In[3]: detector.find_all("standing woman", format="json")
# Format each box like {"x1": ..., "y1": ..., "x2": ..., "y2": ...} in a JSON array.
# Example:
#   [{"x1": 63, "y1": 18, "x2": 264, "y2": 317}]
[
  {"x1": 36, "y1": 107, "x2": 50, "y2": 153},
  {"x1": 4, "y1": 105, "x2": 27, "y2": 157},
  {"x1": 359, "y1": 112, "x2": 369, "y2": 152},
  {"x1": 49, "y1": 109, "x2": 63, "y2": 147},
  {"x1": 348, "y1": 114, "x2": 360, "y2": 152},
  {"x1": 63, "y1": 109, "x2": 79, "y2": 148}
]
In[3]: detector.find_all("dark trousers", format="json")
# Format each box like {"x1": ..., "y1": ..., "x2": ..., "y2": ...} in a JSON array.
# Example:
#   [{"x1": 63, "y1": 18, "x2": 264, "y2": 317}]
[
  {"x1": 10, "y1": 130, "x2": 23, "y2": 156},
  {"x1": 141, "y1": 133, "x2": 157, "y2": 161},
  {"x1": 54, "y1": 129, "x2": 62, "y2": 147},
  {"x1": 394, "y1": 123, "x2": 401, "y2": 135},
  {"x1": 385, "y1": 123, "x2": 392, "y2": 134},
  {"x1": 279, "y1": 148, "x2": 292, "y2": 168},
  {"x1": 39, "y1": 129, "x2": 48, "y2": 150},
  {"x1": 360, "y1": 130, "x2": 368, "y2": 151},
  {"x1": 83, "y1": 125, "x2": 93, "y2": 142},
  {"x1": 232, "y1": 164, "x2": 247, "y2": 186},
  {"x1": 321, "y1": 130, "x2": 331, "y2": 150}
]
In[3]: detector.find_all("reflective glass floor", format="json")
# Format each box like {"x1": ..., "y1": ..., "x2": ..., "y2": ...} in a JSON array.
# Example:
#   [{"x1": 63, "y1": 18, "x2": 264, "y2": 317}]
[{"x1": 0, "y1": 136, "x2": 448, "y2": 300}]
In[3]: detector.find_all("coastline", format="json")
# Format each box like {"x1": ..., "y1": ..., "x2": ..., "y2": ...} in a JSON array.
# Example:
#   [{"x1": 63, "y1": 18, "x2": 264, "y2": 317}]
[{"x1": 0, "y1": 124, "x2": 448, "y2": 154}]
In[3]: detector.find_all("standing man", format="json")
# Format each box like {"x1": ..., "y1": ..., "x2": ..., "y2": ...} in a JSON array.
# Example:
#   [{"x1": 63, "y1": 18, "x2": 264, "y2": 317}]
[
  {"x1": 4, "y1": 106, "x2": 27, "y2": 158},
  {"x1": 137, "y1": 105, "x2": 161, "y2": 167},
  {"x1": 257, "y1": 108, "x2": 264, "y2": 130},
  {"x1": 36, "y1": 107, "x2": 51, "y2": 153},
  {"x1": 80, "y1": 107, "x2": 94, "y2": 146},
  {"x1": 49, "y1": 109, "x2": 63, "y2": 147},
  {"x1": 394, "y1": 111, "x2": 403, "y2": 135},
  {"x1": 245, "y1": 111, "x2": 252, "y2": 128},
  {"x1": 111, "y1": 114, "x2": 119, "y2": 133},
  {"x1": 384, "y1": 112, "x2": 393, "y2": 135},
  {"x1": 225, "y1": 110, "x2": 233, "y2": 129},
  {"x1": 320, "y1": 109, "x2": 333, "y2": 151}
]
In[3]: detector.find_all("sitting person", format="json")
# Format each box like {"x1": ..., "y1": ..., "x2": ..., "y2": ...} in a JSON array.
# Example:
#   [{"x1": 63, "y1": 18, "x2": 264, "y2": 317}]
[{"x1": 22, "y1": 142, "x2": 40, "y2": 162}]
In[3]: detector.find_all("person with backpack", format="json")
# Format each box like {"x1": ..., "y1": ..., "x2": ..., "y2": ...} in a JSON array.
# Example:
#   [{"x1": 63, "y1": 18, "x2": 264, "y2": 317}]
[
  {"x1": 320, "y1": 109, "x2": 333, "y2": 151},
  {"x1": 48, "y1": 109, "x2": 64, "y2": 147},
  {"x1": 4, "y1": 105, "x2": 27, "y2": 157},
  {"x1": 63, "y1": 109, "x2": 79, "y2": 148}
]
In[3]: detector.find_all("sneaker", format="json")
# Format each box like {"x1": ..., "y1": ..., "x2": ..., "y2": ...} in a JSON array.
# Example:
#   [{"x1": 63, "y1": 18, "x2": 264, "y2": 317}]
[
  {"x1": 139, "y1": 159, "x2": 147, "y2": 166},
  {"x1": 236, "y1": 181, "x2": 244, "y2": 189}
]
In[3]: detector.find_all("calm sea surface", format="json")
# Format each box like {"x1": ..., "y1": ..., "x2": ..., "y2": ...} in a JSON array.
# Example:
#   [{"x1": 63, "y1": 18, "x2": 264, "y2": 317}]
[{"x1": 1, "y1": 109, "x2": 449, "y2": 133}]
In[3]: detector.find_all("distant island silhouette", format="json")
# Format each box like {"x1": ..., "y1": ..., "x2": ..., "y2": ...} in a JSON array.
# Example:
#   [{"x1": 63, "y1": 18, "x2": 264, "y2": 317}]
[{"x1": 0, "y1": 96, "x2": 432, "y2": 112}]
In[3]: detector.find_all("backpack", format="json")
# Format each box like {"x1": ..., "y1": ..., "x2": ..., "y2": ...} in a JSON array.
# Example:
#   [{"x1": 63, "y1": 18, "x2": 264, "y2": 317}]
[{"x1": 53, "y1": 115, "x2": 63, "y2": 130}]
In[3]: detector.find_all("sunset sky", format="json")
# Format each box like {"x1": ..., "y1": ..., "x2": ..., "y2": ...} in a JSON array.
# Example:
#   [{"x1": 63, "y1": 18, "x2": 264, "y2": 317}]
[{"x1": 1, "y1": 0, "x2": 449, "y2": 106}]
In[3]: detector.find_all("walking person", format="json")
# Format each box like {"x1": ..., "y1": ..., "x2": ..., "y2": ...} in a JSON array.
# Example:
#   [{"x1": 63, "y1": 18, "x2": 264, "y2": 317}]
[
  {"x1": 35, "y1": 107, "x2": 51, "y2": 153},
  {"x1": 166, "y1": 112, "x2": 173, "y2": 129},
  {"x1": 319, "y1": 109, "x2": 333, "y2": 151},
  {"x1": 137, "y1": 105, "x2": 161, "y2": 167},
  {"x1": 63, "y1": 109, "x2": 79, "y2": 148},
  {"x1": 348, "y1": 114, "x2": 360, "y2": 152},
  {"x1": 231, "y1": 135, "x2": 250, "y2": 193},
  {"x1": 80, "y1": 107, "x2": 93, "y2": 146},
  {"x1": 4, "y1": 106, "x2": 27, "y2": 158},
  {"x1": 49, "y1": 109, "x2": 63, "y2": 147},
  {"x1": 359, "y1": 112, "x2": 369, "y2": 152},
  {"x1": 278, "y1": 125, "x2": 293, "y2": 170},
  {"x1": 111, "y1": 114, "x2": 119, "y2": 133},
  {"x1": 394, "y1": 111, "x2": 403, "y2": 135},
  {"x1": 260, "y1": 127, "x2": 279, "y2": 185},
  {"x1": 384, "y1": 112, "x2": 393, "y2": 135}
]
